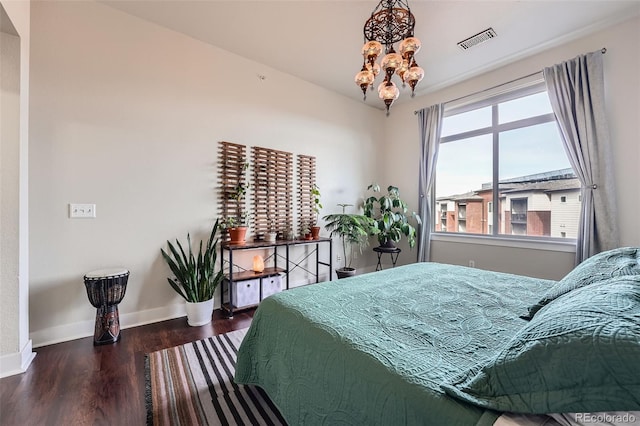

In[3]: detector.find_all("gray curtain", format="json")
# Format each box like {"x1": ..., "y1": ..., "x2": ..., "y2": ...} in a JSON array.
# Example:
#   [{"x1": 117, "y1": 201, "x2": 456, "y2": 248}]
[
  {"x1": 543, "y1": 50, "x2": 619, "y2": 264},
  {"x1": 417, "y1": 104, "x2": 444, "y2": 262}
]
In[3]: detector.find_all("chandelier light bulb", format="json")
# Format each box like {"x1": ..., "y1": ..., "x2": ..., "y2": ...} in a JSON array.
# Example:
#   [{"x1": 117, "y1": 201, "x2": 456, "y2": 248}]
[
  {"x1": 362, "y1": 41, "x2": 383, "y2": 65},
  {"x1": 378, "y1": 81, "x2": 400, "y2": 116},
  {"x1": 378, "y1": 81, "x2": 399, "y2": 101},
  {"x1": 366, "y1": 61, "x2": 381, "y2": 78},
  {"x1": 396, "y1": 59, "x2": 410, "y2": 86},
  {"x1": 381, "y1": 51, "x2": 403, "y2": 74},
  {"x1": 399, "y1": 36, "x2": 422, "y2": 60},
  {"x1": 405, "y1": 61, "x2": 425, "y2": 97},
  {"x1": 355, "y1": 67, "x2": 375, "y2": 100}
]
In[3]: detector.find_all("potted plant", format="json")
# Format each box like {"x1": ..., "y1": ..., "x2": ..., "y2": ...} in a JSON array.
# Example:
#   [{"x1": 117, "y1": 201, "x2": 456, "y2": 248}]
[
  {"x1": 363, "y1": 184, "x2": 422, "y2": 249},
  {"x1": 285, "y1": 227, "x2": 295, "y2": 241},
  {"x1": 221, "y1": 161, "x2": 250, "y2": 244},
  {"x1": 160, "y1": 219, "x2": 224, "y2": 326},
  {"x1": 300, "y1": 221, "x2": 313, "y2": 240},
  {"x1": 220, "y1": 213, "x2": 250, "y2": 245},
  {"x1": 310, "y1": 184, "x2": 323, "y2": 239},
  {"x1": 323, "y1": 204, "x2": 378, "y2": 278},
  {"x1": 265, "y1": 217, "x2": 277, "y2": 242}
]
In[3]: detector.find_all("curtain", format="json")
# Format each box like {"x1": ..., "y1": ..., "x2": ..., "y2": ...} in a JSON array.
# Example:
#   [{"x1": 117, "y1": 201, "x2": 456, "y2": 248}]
[
  {"x1": 416, "y1": 104, "x2": 444, "y2": 262},
  {"x1": 543, "y1": 50, "x2": 619, "y2": 264}
]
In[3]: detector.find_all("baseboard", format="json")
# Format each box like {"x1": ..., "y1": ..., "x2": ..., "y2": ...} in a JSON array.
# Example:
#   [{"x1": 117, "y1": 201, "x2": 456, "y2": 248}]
[
  {"x1": 0, "y1": 340, "x2": 36, "y2": 378},
  {"x1": 30, "y1": 303, "x2": 188, "y2": 348}
]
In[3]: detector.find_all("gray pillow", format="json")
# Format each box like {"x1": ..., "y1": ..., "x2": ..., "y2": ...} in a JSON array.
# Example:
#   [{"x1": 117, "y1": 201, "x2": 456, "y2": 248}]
[
  {"x1": 442, "y1": 275, "x2": 640, "y2": 414},
  {"x1": 523, "y1": 247, "x2": 640, "y2": 320}
]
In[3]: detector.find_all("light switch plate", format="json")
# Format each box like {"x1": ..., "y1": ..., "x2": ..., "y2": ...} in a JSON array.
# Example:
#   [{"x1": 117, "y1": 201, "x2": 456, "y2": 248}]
[{"x1": 69, "y1": 203, "x2": 96, "y2": 218}]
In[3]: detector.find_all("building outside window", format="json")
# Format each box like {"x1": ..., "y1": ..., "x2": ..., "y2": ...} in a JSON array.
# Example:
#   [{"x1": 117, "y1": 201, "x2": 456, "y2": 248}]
[
  {"x1": 439, "y1": 203, "x2": 448, "y2": 232},
  {"x1": 510, "y1": 198, "x2": 528, "y2": 235},
  {"x1": 433, "y1": 78, "x2": 580, "y2": 240}
]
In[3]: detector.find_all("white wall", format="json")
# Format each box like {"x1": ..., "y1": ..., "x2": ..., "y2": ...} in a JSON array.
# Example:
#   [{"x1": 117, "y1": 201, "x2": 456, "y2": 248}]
[
  {"x1": 0, "y1": 0, "x2": 33, "y2": 378},
  {"x1": 1, "y1": 26, "x2": 20, "y2": 357},
  {"x1": 382, "y1": 15, "x2": 640, "y2": 280},
  {"x1": 28, "y1": 1, "x2": 382, "y2": 347}
]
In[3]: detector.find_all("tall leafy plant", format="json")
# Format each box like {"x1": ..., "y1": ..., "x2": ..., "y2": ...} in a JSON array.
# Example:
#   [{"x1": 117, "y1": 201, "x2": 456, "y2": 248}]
[
  {"x1": 311, "y1": 184, "x2": 323, "y2": 225},
  {"x1": 323, "y1": 204, "x2": 378, "y2": 271},
  {"x1": 364, "y1": 184, "x2": 422, "y2": 248},
  {"x1": 161, "y1": 219, "x2": 224, "y2": 302}
]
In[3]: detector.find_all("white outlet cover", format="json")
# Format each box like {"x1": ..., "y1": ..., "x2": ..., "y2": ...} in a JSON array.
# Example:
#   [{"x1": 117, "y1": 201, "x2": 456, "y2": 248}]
[{"x1": 69, "y1": 203, "x2": 96, "y2": 218}]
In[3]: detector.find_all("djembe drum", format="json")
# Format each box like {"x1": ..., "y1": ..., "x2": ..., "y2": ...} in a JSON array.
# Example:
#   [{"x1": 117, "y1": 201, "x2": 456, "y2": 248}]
[{"x1": 83, "y1": 268, "x2": 129, "y2": 345}]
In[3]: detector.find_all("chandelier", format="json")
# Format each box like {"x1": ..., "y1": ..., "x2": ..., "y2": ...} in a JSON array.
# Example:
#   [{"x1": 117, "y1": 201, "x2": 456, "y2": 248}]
[{"x1": 355, "y1": 0, "x2": 424, "y2": 115}]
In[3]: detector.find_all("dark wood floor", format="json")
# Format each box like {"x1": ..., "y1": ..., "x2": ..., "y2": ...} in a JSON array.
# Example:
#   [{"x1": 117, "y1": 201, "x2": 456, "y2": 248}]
[{"x1": 0, "y1": 309, "x2": 254, "y2": 426}]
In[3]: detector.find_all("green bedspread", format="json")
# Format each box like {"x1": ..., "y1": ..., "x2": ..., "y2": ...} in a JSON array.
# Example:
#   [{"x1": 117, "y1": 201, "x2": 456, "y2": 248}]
[{"x1": 235, "y1": 262, "x2": 554, "y2": 425}]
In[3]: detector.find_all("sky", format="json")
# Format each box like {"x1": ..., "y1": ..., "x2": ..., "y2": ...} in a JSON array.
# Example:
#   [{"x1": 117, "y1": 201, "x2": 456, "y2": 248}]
[{"x1": 435, "y1": 91, "x2": 571, "y2": 198}]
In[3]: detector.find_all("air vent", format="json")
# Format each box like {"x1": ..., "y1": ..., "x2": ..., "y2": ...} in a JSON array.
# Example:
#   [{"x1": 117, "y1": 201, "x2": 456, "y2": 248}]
[{"x1": 457, "y1": 28, "x2": 497, "y2": 50}]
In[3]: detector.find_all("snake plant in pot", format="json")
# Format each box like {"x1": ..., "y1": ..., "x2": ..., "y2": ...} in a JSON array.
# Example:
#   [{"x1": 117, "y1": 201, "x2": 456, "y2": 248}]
[{"x1": 161, "y1": 219, "x2": 224, "y2": 326}]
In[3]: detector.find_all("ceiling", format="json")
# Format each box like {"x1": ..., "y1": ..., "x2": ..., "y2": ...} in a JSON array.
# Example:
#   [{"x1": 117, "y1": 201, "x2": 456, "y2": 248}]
[{"x1": 101, "y1": 0, "x2": 640, "y2": 110}]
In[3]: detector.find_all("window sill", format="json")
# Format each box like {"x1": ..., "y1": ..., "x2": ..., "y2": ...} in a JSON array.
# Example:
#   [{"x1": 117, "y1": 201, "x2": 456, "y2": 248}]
[{"x1": 430, "y1": 232, "x2": 577, "y2": 253}]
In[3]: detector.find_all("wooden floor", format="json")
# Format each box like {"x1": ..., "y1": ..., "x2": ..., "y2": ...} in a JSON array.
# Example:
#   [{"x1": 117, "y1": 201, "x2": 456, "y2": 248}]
[{"x1": 0, "y1": 309, "x2": 254, "y2": 426}]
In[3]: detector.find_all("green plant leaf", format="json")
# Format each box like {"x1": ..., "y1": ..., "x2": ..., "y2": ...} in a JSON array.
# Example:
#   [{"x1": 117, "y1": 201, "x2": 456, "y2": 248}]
[{"x1": 160, "y1": 219, "x2": 224, "y2": 303}]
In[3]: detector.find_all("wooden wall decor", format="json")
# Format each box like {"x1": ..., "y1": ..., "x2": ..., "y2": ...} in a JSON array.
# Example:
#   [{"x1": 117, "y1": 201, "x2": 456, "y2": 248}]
[
  {"x1": 297, "y1": 154, "x2": 317, "y2": 234},
  {"x1": 218, "y1": 141, "x2": 248, "y2": 228},
  {"x1": 251, "y1": 146, "x2": 293, "y2": 238}
]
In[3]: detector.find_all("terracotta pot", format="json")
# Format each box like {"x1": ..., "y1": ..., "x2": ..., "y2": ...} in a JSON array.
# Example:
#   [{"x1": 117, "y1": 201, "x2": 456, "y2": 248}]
[
  {"x1": 311, "y1": 226, "x2": 321, "y2": 240},
  {"x1": 228, "y1": 227, "x2": 247, "y2": 244}
]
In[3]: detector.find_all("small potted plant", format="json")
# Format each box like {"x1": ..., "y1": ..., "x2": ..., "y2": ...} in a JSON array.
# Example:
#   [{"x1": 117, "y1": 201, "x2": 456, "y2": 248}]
[
  {"x1": 221, "y1": 161, "x2": 251, "y2": 244},
  {"x1": 160, "y1": 219, "x2": 224, "y2": 326},
  {"x1": 265, "y1": 217, "x2": 277, "y2": 242},
  {"x1": 310, "y1": 184, "x2": 323, "y2": 239},
  {"x1": 300, "y1": 222, "x2": 313, "y2": 240},
  {"x1": 323, "y1": 204, "x2": 378, "y2": 278},
  {"x1": 285, "y1": 227, "x2": 295, "y2": 241},
  {"x1": 363, "y1": 184, "x2": 422, "y2": 249},
  {"x1": 220, "y1": 212, "x2": 251, "y2": 245}
]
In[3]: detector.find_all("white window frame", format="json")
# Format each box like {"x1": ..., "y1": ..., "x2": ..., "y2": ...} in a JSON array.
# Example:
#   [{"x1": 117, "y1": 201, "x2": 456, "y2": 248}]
[{"x1": 431, "y1": 76, "x2": 577, "y2": 252}]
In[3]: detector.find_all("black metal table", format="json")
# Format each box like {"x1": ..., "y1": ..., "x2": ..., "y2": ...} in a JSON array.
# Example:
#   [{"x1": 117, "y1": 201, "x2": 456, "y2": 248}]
[
  {"x1": 373, "y1": 246, "x2": 401, "y2": 271},
  {"x1": 220, "y1": 237, "x2": 332, "y2": 317}
]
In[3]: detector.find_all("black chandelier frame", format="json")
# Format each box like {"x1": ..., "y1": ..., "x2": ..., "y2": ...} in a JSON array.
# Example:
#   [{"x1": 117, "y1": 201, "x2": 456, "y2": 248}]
[{"x1": 363, "y1": 0, "x2": 416, "y2": 52}]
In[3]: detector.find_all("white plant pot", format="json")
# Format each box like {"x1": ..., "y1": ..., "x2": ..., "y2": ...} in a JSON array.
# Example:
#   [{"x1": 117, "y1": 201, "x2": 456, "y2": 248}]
[
  {"x1": 264, "y1": 232, "x2": 277, "y2": 242},
  {"x1": 185, "y1": 298, "x2": 214, "y2": 327}
]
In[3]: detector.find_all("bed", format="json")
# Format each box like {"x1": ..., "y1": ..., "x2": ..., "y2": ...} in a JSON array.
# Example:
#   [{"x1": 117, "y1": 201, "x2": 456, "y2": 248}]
[{"x1": 235, "y1": 247, "x2": 640, "y2": 425}]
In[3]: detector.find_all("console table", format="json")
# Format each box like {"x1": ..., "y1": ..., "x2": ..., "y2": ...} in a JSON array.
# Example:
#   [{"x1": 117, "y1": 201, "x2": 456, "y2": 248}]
[{"x1": 220, "y1": 237, "x2": 332, "y2": 317}]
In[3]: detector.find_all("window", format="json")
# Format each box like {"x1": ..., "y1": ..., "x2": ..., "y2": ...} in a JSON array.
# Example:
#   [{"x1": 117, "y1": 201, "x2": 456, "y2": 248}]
[
  {"x1": 438, "y1": 202, "x2": 448, "y2": 232},
  {"x1": 457, "y1": 204, "x2": 467, "y2": 233},
  {"x1": 510, "y1": 198, "x2": 528, "y2": 235},
  {"x1": 434, "y1": 78, "x2": 580, "y2": 240}
]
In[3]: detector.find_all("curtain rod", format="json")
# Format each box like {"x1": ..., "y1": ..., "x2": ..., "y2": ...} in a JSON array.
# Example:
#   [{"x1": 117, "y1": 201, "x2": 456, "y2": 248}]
[{"x1": 414, "y1": 47, "x2": 607, "y2": 115}]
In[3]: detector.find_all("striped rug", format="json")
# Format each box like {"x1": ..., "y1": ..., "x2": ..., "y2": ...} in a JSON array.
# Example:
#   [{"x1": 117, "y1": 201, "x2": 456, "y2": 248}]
[{"x1": 145, "y1": 328, "x2": 286, "y2": 425}]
